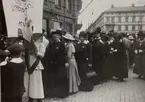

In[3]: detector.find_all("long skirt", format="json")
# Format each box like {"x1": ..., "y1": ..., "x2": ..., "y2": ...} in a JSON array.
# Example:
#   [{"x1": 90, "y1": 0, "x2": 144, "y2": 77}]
[
  {"x1": 103, "y1": 54, "x2": 115, "y2": 78},
  {"x1": 134, "y1": 53, "x2": 145, "y2": 77},
  {"x1": 77, "y1": 61, "x2": 94, "y2": 92},
  {"x1": 113, "y1": 54, "x2": 128, "y2": 79},
  {"x1": 29, "y1": 70, "x2": 44, "y2": 99},
  {"x1": 68, "y1": 59, "x2": 81, "y2": 93}
]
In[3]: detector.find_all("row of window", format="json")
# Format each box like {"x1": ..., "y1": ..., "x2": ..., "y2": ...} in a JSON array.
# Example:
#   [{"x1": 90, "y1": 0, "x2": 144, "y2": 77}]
[
  {"x1": 44, "y1": 0, "x2": 71, "y2": 10},
  {"x1": 43, "y1": 19, "x2": 73, "y2": 33},
  {"x1": 54, "y1": 0, "x2": 71, "y2": 10},
  {"x1": 106, "y1": 16, "x2": 144, "y2": 23},
  {"x1": 116, "y1": 25, "x2": 143, "y2": 31}
]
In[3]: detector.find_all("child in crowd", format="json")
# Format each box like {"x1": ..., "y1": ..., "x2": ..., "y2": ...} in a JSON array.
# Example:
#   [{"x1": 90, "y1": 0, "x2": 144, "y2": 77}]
[{"x1": 1, "y1": 43, "x2": 26, "y2": 102}]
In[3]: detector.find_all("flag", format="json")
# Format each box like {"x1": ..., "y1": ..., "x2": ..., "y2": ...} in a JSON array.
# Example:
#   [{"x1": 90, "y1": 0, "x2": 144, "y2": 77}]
[{"x1": 2, "y1": 0, "x2": 44, "y2": 42}]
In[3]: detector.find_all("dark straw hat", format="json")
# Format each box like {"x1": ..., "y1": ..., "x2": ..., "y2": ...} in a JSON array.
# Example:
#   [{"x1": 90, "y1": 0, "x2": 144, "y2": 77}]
[{"x1": 51, "y1": 30, "x2": 62, "y2": 36}]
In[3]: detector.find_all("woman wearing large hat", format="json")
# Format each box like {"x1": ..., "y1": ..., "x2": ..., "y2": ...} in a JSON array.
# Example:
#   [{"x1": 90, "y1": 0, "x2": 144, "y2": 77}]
[{"x1": 63, "y1": 33, "x2": 81, "y2": 94}]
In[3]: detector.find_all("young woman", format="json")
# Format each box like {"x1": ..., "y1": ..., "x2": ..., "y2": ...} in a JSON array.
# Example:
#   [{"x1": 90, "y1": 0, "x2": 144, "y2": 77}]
[
  {"x1": 1, "y1": 43, "x2": 26, "y2": 102},
  {"x1": 63, "y1": 33, "x2": 81, "y2": 94},
  {"x1": 28, "y1": 33, "x2": 48, "y2": 102}
]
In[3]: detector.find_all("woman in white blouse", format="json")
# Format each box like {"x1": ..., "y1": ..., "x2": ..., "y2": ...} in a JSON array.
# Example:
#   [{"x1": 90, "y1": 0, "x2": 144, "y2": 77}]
[
  {"x1": 28, "y1": 33, "x2": 49, "y2": 102},
  {"x1": 63, "y1": 33, "x2": 81, "y2": 94}
]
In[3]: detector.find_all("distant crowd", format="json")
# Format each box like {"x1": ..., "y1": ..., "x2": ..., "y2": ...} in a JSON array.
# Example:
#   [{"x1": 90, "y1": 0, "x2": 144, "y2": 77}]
[{"x1": 0, "y1": 27, "x2": 145, "y2": 102}]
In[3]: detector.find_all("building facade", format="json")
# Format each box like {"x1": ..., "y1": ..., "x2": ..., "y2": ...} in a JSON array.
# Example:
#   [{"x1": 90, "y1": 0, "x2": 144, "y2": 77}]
[
  {"x1": 0, "y1": 0, "x2": 82, "y2": 35},
  {"x1": 87, "y1": 5, "x2": 145, "y2": 34},
  {"x1": 43, "y1": 0, "x2": 82, "y2": 34}
]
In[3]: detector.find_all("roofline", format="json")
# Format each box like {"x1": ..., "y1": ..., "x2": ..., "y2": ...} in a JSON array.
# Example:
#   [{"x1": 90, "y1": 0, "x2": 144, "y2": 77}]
[
  {"x1": 104, "y1": 10, "x2": 145, "y2": 14},
  {"x1": 88, "y1": 6, "x2": 145, "y2": 31},
  {"x1": 88, "y1": 11, "x2": 105, "y2": 30}
]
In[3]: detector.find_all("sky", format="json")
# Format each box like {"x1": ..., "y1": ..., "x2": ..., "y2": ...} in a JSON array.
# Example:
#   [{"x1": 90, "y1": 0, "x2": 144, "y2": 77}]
[{"x1": 78, "y1": 0, "x2": 145, "y2": 33}]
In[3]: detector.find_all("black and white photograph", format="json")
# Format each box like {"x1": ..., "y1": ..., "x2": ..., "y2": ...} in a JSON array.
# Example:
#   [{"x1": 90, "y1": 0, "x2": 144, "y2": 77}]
[{"x1": 0, "y1": 0, "x2": 145, "y2": 102}]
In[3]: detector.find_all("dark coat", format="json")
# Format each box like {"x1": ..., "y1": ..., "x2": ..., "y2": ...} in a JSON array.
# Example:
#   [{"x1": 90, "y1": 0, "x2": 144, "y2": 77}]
[
  {"x1": 134, "y1": 40, "x2": 145, "y2": 77},
  {"x1": 1, "y1": 62, "x2": 25, "y2": 98},
  {"x1": 47, "y1": 42, "x2": 66, "y2": 71},
  {"x1": 103, "y1": 42, "x2": 116, "y2": 78},
  {"x1": 92, "y1": 39, "x2": 105, "y2": 74},
  {"x1": 43, "y1": 41, "x2": 66, "y2": 89},
  {"x1": 75, "y1": 41, "x2": 94, "y2": 91},
  {"x1": 86, "y1": 42, "x2": 93, "y2": 64},
  {"x1": 75, "y1": 42, "x2": 90, "y2": 79},
  {"x1": 103, "y1": 40, "x2": 128, "y2": 79},
  {"x1": 75, "y1": 42, "x2": 90, "y2": 61},
  {"x1": 113, "y1": 41, "x2": 128, "y2": 78}
]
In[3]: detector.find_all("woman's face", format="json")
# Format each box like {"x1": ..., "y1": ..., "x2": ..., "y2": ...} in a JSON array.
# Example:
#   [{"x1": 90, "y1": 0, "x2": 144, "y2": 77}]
[{"x1": 52, "y1": 34, "x2": 61, "y2": 42}]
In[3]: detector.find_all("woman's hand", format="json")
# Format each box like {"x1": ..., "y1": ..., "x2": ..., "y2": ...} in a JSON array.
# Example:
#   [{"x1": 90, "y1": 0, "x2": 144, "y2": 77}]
[
  {"x1": 37, "y1": 53, "x2": 43, "y2": 59},
  {"x1": 4, "y1": 50, "x2": 10, "y2": 55},
  {"x1": 139, "y1": 49, "x2": 143, "y2": 53},
  {"x1": 113, "y1": 49, "x2": 117, "y2": 52},
  {"x1": 65, "y1": 63, "x2": 69, "y2": 68},
  {"x1": 135, "y1": 50, "x2": 138, "y2": 54}
]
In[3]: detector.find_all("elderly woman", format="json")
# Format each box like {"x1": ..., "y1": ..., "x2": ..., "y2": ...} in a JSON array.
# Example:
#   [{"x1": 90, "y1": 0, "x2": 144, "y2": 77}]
[
  {"x1": 63, "y1": 33, "x2": 81, "y2": 94},
  {"x1": 28, "y1": 33, "x2": 48, "y2": 102}
]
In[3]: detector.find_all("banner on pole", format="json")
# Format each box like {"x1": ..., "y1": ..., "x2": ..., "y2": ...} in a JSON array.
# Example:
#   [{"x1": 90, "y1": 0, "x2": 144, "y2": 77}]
[{"x1": 2, "y1": 0, "x2": 44, "y2": 42}]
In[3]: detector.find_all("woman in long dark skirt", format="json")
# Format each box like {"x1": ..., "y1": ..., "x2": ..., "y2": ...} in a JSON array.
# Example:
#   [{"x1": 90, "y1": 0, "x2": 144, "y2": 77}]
[
  {"x1": 75, "y1": 33, "x2": 94, "y2": 92},
  {"x1": 113, "y1": 35, "x2": 128, "y2": 81},
  {"x1": 134, "y1": 34, "x2": 145, "y2": 79},
  {"x1": 103, "y1": 37, "x2": 117, "y2": 80}
]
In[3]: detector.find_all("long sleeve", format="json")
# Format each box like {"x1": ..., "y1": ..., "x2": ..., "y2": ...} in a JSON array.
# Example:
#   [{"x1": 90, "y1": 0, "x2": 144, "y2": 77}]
[
  {"x1": 67, "y1": 45, "x2": 73, "y2": 60},
  {"x1": 37, "y1": 44, "x2": 46, "y2": 58},
  {"x1": 87, "y1": 43, "x2": 93, "y2": 62},
  {"x1": 36, "y1": 39, "x2": 49, "y2": 58}
]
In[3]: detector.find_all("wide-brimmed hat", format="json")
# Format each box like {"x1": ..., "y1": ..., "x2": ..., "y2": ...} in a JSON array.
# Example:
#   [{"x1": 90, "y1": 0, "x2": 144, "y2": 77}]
[{"x1": 62, "y1": 33, "x2": 75, "y2": 41}]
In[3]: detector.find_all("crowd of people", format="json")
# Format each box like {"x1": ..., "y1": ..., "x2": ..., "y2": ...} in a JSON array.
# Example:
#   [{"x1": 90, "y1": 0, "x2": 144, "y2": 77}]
[{"x1": 0, "y1": 27, "x2": 145, "y2": 102}]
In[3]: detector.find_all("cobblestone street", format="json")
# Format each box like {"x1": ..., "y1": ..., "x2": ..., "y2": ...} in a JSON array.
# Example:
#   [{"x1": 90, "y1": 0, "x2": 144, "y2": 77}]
[
  {"x1": 44, "y1": 78, "x2": 145, "y2": 102},
  {"x1": 42, "y1": 68, "x2": 145, "y2": 102},
  {"x1": 22, "y1": 70, "x2": 145, "y2": 102}
]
